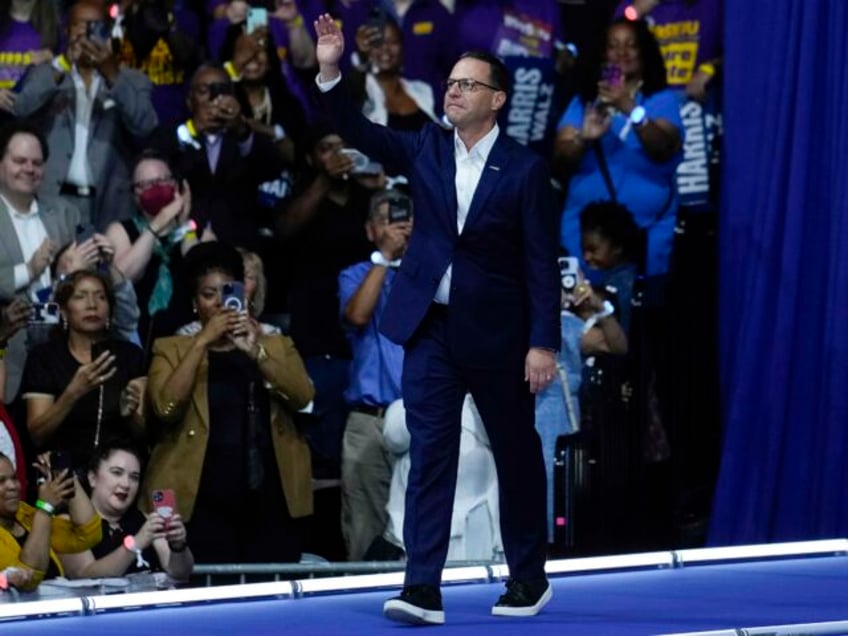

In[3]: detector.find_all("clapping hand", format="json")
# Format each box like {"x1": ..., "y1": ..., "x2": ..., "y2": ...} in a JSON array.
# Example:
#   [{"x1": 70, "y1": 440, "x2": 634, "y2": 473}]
[
  {"x1": 0, "y1": 297, "x2": 31, "y2": 343},
  {"x1": 119, "y1": 377, "x2": 147, "y2": 418},
  {"x1": 67, "y1": 350, "x2": 117, "y2": 399}
]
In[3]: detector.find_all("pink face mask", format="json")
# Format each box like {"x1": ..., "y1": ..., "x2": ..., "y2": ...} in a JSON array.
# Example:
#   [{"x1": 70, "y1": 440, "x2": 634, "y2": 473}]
[{"x1": 138, "y1": 183, "x2": 176, "y2": 216}]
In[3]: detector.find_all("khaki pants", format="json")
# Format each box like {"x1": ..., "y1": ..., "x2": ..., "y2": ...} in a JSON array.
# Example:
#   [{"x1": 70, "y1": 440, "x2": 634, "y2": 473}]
[{"x1": 341, "y1": 410, "x2": 393, "y2": 561}]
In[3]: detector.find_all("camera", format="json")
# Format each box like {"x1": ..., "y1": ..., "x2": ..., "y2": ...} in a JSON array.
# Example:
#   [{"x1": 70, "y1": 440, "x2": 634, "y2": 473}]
[
  {"x1": 30, "y1": 302, "x2": 60, "y2": 325},
  {"x1": 86, "y1": 20, "x2": 110, "y2": 44},
  {"x1": 208, "y1": 81, "x2": 233, "y2": 100},
  {"x1": 76, "y1": 223, "x2": 96, "y2": 244},
  {"x1": 387, "y1": 194, "x2": 413, "y2": 224},
  {"x1": 365, "y1": 6, "x2": 388, "y2": 47},
  {"x1": 221, "y1": 281, "x2": 245, "y2": 312},
  {"x1": 557, "y1": 256, "x2": 579, "y2": 295}
]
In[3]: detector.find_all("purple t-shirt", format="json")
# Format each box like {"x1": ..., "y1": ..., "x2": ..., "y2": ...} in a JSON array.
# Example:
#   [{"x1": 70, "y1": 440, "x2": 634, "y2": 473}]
[
  {"x1": 614, "y1": 0, "x2": 722, "y2": 85},
  {"x1": 454, "y1": 0, "x2": 564, "y2": 59},
  {"x1": 0, "y1": 20, "x2": 42, "y2": 89}
]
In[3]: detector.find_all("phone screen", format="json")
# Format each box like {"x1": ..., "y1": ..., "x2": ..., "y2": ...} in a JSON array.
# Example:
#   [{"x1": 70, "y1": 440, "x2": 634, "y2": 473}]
[
  {"x1": 86, "y1": 20, "x2": 109, "y2": 44},
  {"x1": 601, "y1": 63, "x2": 622, "y2": 86},
  {"x1": 246, "y1": 7, "x2": 268, "y2": 34}
]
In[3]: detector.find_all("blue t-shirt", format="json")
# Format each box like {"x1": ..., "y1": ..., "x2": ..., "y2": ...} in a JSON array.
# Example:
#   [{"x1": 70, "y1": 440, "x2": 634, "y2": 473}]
[{"x1": 558, "y1": 88, "x2": 683, "y2": 275}]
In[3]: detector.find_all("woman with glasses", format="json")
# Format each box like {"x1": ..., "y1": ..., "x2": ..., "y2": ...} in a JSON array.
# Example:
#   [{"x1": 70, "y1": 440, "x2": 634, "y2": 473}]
[{"x1": 105, "y1": 150, "x2": 213, "y2": 352}]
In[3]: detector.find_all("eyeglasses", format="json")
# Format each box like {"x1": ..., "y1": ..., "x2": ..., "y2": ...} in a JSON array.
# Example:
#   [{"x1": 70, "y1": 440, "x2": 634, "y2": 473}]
[
  {"x1": 443, "y1": 78, "x2": 501, "y2": 93},
  {"x1": 133, "y1": 176, "x2": 175, "y2": 191}
]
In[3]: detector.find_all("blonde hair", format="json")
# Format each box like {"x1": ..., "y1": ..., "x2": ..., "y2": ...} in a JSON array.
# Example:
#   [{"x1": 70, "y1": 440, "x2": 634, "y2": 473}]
[{"x1": 237, "y1": 248, "x2": 267, "y2": 318}]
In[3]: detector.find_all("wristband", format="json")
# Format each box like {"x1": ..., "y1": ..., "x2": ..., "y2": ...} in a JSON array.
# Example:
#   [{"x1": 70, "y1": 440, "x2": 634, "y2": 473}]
[
  {"x1": 122, "y1": 535, "x2": 150, "y2": 569},
  {"x1": 224, "y1": 61, "x2": 242, "y2": 82},
  {"x1": 370, "y1": 250, "x2": 402, "y2": 268},
  {"x1": 697, "y1": 62, "x2": 716, "y2": 78},
  {"x1": 52, "y1": 54, "x2": 71, "y2": 73},
  {"x1": 273, "y1": 124, "x2": 286, "y2": 141},
  {"x1": 176, "y1": 119, "x2": 201, "y2": 149},
  {"x1": 629, "y1": 105, "x2": 647, "y2": 127},
  {"x1": 0, "y1": 348, "x2": 6, "y2": 360},
  {"x1": 286, "y1": 14, "x2": 304, "y2": 28},
  {"x1": 35, "y1": 499, "x2": 55, "y2": 516}
]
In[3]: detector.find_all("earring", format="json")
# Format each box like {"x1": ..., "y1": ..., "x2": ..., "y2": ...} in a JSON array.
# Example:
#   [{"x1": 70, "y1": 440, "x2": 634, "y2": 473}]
[
  {"x1": 192, "y1": 305, "x2": 197, "y2": 314},
  {"x1": 106, "y1": 317, "x2": 111, "y2": 330},
  {"x1": 61, "y1": 315, "x2": 68, "y2": 331}
]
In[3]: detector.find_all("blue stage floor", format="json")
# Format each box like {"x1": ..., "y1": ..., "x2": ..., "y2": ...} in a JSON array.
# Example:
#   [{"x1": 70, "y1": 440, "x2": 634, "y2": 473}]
[{"x1": 5, "y1": 555, "x2": 848, "y2": 635}]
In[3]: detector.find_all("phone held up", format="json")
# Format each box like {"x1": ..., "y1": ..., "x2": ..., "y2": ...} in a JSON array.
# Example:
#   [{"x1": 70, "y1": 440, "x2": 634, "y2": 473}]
[
  {"x1": 151, "y1": 489, "x2": 176, "y2": 529},
  {"x1": 86, "y1": 19, "x2": 110, "y2": 45},
  {"x1": 91, "y1": 338, "x2": 113, "y2": 361},
  {"x1": 221, "y1": 281, "x2": 246, "y2": 312},
  {"x1": 51, "y1": 450, "x2": 74, "y2": 479},
  {"x1": 29, "y1": 302, "x2": 60, "y2": 325},
  {"x1": 246, "y1": 7, "x2": 268, "y2": 34}
]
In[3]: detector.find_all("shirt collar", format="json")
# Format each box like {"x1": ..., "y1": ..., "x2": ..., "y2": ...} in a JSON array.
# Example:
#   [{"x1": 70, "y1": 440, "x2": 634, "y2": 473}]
[
  {"x1": 0, "y1": 193, "x2": 39, "y2": 218},
  {"x1": 453, "y1": 123, "x2": 500, "y2": 162}
]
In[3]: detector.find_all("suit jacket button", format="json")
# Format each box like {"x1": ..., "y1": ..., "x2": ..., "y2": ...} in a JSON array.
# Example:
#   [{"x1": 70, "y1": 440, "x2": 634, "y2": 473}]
[{"x1": 187, "y1": 429, "x2": 196, "y2": 438}]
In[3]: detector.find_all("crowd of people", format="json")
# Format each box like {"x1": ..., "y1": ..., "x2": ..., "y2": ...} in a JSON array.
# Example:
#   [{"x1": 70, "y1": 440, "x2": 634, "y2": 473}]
[{"x1": 0, "y1": 0, "x2": 722, "y2": 612}]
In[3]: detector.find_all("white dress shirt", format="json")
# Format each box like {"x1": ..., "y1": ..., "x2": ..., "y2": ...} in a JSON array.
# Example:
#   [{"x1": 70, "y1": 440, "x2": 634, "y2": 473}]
[
  {"x1": 433, "y1": 124, "x2": 500, "y2": 304},
  {"x1": 2, "y1": 194, "x2": 50, "y2": 297},
  {"x1": 66, "y1": 68, "x2": 101, "y2": 187}
]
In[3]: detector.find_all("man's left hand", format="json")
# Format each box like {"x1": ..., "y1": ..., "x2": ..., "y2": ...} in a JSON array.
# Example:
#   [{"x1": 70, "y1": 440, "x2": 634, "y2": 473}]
[
  {"x1": 79, "y1": 38, "x2": 119, "y2": 82},
  {"x1": 525, "y1": 347, "x2": 557, "y2": 394}
]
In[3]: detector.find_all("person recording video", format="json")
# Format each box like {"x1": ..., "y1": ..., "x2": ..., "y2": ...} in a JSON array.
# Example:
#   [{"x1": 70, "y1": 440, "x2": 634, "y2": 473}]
[{"x1": 142, "y1": 241, "x2": 314, "y2": 564}]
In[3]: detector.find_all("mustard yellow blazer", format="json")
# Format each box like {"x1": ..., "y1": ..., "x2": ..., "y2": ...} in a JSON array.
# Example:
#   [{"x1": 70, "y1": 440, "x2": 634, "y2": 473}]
[
  {"x1": 0, "y1": 503, "x2": 102, "y2": 591},
  {"x1": 141, "y1": 335, "x2": 315, "y2": 521}
]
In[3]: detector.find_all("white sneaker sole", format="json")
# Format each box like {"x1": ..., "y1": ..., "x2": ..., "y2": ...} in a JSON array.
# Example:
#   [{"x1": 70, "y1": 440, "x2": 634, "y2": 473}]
[
  {"x1": 491, "y1": 582, "x2": 553, "y2": 617},
  {"x1": 383, "y1": 599, "x2": 446, "y2": 625}
]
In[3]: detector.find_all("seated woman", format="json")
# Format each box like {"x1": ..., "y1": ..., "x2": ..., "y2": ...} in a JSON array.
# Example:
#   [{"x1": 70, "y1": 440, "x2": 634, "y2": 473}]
[
  {"x1": 142, "y1": 241, "x2": 315, "y2": 564},
  {"x1": 0, "y1": 451, "x2": 101, "y2": 591},
  {"x1": 22, "y1": 271, "x2": 147, "y2": 472},
  {"x1": 59, "y1": 439, "x2": 193, "y2": 582}
]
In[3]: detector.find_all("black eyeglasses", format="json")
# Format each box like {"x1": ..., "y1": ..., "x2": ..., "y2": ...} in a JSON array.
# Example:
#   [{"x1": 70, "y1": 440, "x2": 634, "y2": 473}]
[
  {"x1": 443, "y1": 78, "x2": 501, "y2": 93},
  {"x1": 133, "y1": 176, "x2": 175, "y2": 191}
]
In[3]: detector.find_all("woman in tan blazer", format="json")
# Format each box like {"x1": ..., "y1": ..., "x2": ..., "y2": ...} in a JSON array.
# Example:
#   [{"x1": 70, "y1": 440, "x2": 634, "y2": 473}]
[{"x1": 142, "y1": 242, "x2": 314, "y2": 563}]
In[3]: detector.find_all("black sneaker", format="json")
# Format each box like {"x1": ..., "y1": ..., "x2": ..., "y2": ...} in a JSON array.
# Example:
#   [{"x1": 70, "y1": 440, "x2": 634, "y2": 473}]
[
  {"x1": 491, "y1": 578, "x2": 553, "y2": 617},
  {"x1": 383, "y1": 584, "x2": 445, "y2": 625}
]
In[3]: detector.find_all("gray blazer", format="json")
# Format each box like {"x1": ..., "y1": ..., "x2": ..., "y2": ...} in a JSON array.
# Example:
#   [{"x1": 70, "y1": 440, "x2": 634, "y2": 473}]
[
  {"x1": 0, "y1": 195, "x2": 80, "y2": 400},
  {"x1": 13, "y1": 63, "x2": 158, "y2": 230}
]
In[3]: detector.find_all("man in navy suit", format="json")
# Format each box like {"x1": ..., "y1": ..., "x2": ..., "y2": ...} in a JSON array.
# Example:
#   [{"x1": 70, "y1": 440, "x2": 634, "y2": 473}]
[{"x1": 314, "y1": 14, "x2": 561, "y2": 625}]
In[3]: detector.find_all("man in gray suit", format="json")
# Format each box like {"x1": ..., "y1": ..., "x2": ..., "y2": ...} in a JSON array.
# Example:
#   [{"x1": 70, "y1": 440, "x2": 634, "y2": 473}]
[
  {"x1": 13, "y1": 0, "x2": 158, "y2": 230},
  {"x1": 0, "y1": 120, "x2": 81, "y2": 401}
]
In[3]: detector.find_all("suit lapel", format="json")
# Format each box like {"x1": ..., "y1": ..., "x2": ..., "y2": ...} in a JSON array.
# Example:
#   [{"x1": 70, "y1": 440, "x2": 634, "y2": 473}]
[
  {"x1": 0, "y1": 200, "x2": 24, "y2": 264},
  {"x1": 439, "y1": 132, "x2": 459, "y2": 238},
  {"x1": 37, "y1": 198, "x2": 63, "y2": 242},
  {"x1": 463, "y1": 133, "x2": 511, "y2": 232}
]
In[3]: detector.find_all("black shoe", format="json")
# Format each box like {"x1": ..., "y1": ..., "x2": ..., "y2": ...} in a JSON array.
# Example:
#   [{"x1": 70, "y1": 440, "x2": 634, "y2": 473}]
[
  {"x1": 383, "y1": 584, "x2": 445, "y2": 625},
  {"x1": 491, "y1": 578, "x2": 552, "y2": 617}
]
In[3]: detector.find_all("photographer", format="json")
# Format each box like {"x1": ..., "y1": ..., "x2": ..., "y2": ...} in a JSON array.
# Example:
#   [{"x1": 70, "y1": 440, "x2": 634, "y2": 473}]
[
  {"x1": 142, "y1": 242, "x2": 314, "y2": 563},
  {"x1": 12, "y1": 0, "x2": 158, "y2": 229},
  {"x1": 146, "y1": 62, "x2": 287, "y2": 249},
  {"x1": 337, "y1": 188, "x2": 411, "y2": 561}
]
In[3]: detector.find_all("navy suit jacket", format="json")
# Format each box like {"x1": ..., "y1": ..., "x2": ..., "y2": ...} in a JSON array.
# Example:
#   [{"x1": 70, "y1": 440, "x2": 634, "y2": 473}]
[{"x1": 322, "y1": 83, "x2": 561, "y2": 368}]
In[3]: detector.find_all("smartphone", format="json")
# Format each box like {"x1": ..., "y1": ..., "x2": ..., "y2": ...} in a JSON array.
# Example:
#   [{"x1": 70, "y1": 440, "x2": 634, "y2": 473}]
[
  {"x1": 91, "y1": 339, "x2": 113, "y2": 360},
  {"x1": 151, "y1": 489, "x2": 176, "y2": 529},
  {"x1": 221, "y1": 281, "x2": 245, "y2": 312},
  {"x1": 208, "y1": 81, "x2": 233, "y2": 101},
  {"x1": 246, "y1": 7, "x2": 268, "y2": 34},
  {"x1": 387, "y1": 195, "x2": 413, "y2": 224},
  {"x1": 30, "y1": 302, "x2": 60, "y2": 324},
  {"x1": 558, "y1": 256, "x2": 580, "y2": 294},
  {"x1": 51, "y1": 450, "x2": 73, "y2": 479},
  {"x1": 601, "y1": 63, "x2": 622, "y2": 87},
  {"x1": 365, "y1": 6, "x2": 387, "y2": 48},
  {"x1": 86, "y1": 20, "x2": 110, "y2": 44},
  {"x1": 76, "y1": 223, "x2": 96, "y2": 245}
]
